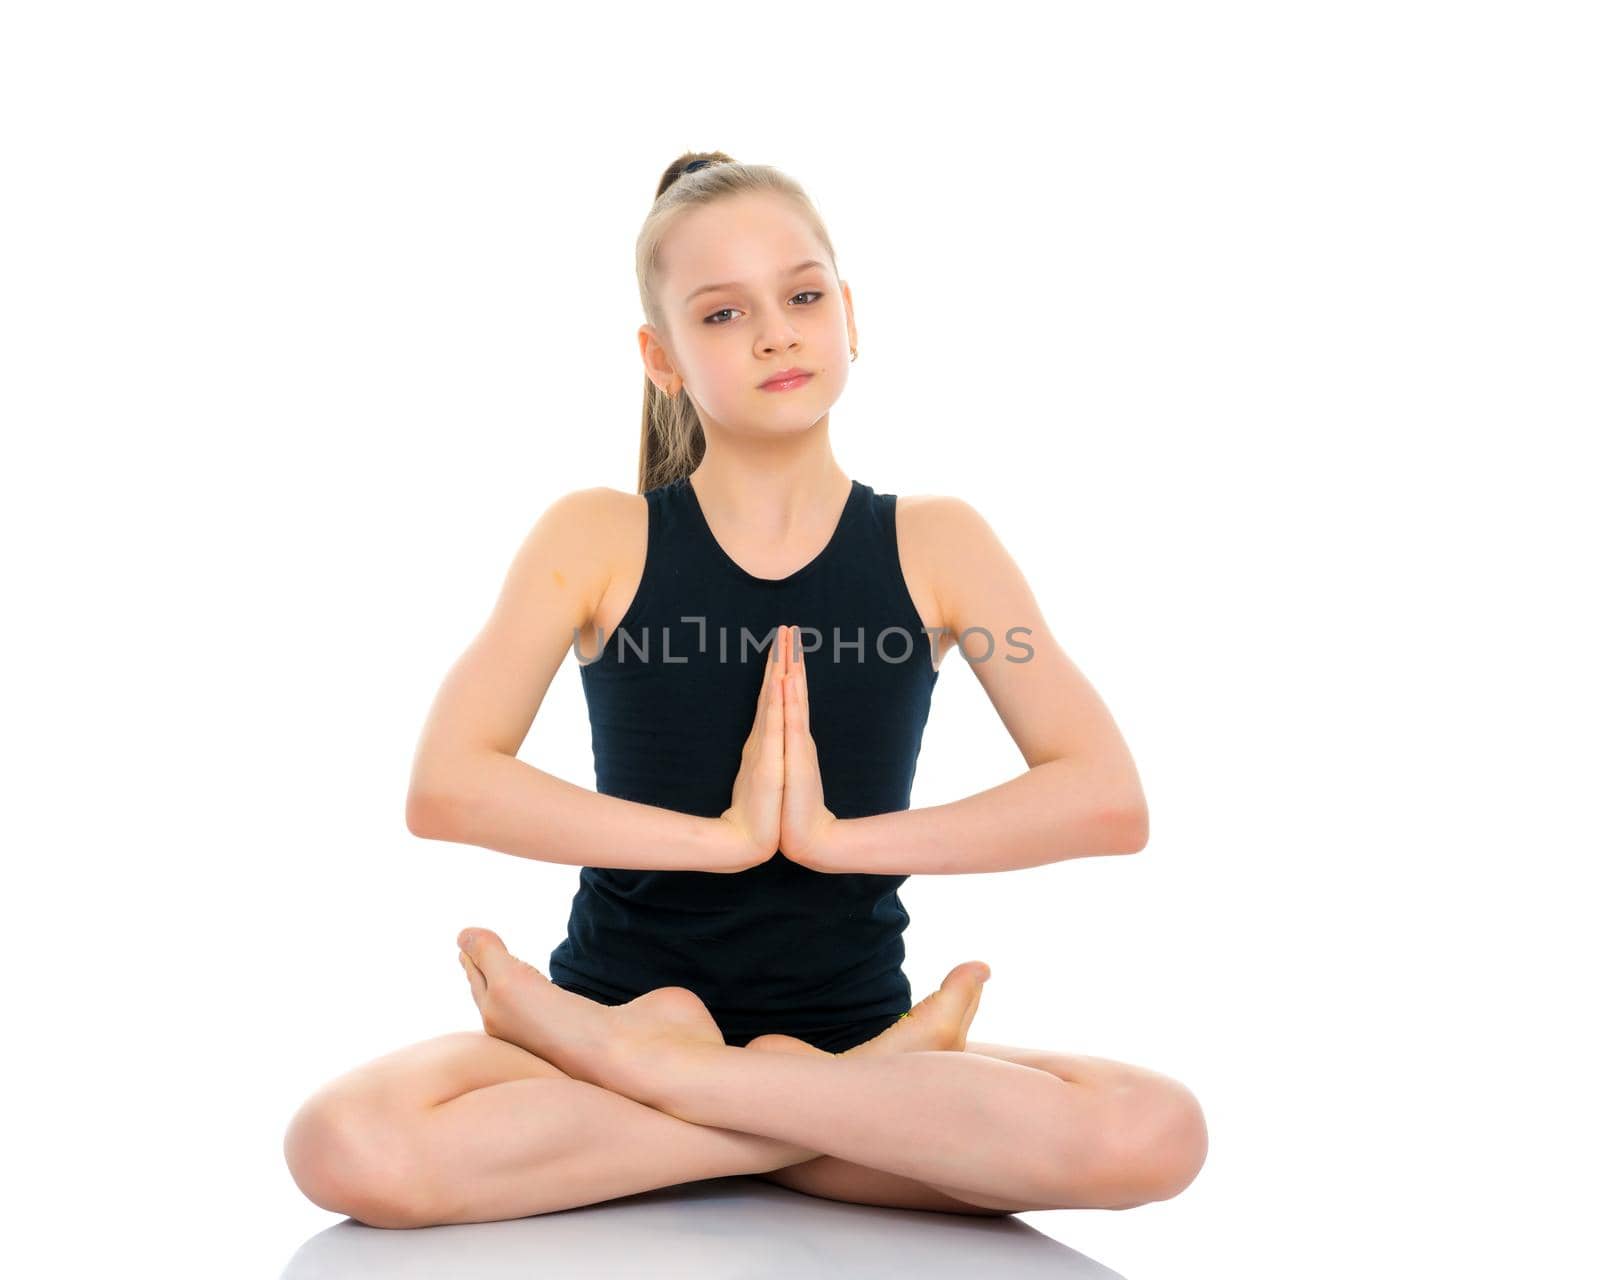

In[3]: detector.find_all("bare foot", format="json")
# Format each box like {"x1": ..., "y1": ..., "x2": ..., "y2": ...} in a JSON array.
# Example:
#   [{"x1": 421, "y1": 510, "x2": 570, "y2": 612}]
[
  {"x1": 745, "y1": 960, "x2": 991, "y2": 1059},
  {"x1": 456, "y1": 927, "x2": 724, "y2": 1103}
]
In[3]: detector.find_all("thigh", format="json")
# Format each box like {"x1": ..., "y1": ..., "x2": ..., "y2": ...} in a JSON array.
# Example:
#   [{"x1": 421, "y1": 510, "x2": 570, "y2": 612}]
[
  {"x1": 300, "y1": 1028, "x2": 569, "y2": 1117},
  {"x1": 294, "y1": 1031, "x2": 1100, "y2": 1219},
  {"x1": 291, "y1": 1029, "x2": 1015, "y2": 1222},
  {"x1": 965, "y1": 1039, "x2": 1187, "y2": 1095}
]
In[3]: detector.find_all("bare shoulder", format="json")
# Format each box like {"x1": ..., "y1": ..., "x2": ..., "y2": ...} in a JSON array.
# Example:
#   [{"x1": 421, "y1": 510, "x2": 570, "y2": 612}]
[
  {"x1": 541, "y1": 484, "x2": 638, "y2": 530},
  {"x1": 893, "y1": 491, "x2": 997, "y2": 598},
  {"x1": 551, "y1": 485, "x2": 648, "y2": 641},
  {"x1": 893, "y1": 492, "x2": 1029, "y2": 640},
  {"x1": 892, "y1": 492, "x2": 998, "y2": 666},
  {"x1": 525, "y1": 485, "x2": 636, "y2": 566},
  {"x1": 894, "y1": 492, "x2": 992, "y2": 543},
  {"x1": 498, "y1": 486, "x2": 641, "y2": 634}
]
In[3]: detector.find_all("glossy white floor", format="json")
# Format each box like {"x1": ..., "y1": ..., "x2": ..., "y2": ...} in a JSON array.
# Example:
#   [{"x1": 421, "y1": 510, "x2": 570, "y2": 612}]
[{"x1": 280, "y1": 1179, "x2": 1130, "y2": 1279}]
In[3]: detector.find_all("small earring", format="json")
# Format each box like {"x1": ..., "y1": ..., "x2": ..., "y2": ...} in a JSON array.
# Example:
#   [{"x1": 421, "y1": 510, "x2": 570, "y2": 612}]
[{"x1": 850, "y1": 347, "x2": 858, "y2": 362}]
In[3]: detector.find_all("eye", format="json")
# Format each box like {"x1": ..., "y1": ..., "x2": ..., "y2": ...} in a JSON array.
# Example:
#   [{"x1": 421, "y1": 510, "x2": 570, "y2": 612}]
[{"x1": 703, "y1": 290, "x2": 825, "y2": 325}]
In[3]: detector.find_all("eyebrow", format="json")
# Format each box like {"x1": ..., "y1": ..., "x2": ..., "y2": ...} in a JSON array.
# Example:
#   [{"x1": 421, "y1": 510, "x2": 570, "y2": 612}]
[{"x1": 683, "y1": 259, "x2": 827, "y2": 306}]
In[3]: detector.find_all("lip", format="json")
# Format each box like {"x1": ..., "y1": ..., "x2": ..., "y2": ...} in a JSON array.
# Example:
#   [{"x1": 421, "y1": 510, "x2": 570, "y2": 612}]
[{"x1": 759, "y1": 368, "x2": 812, "y2": 391}]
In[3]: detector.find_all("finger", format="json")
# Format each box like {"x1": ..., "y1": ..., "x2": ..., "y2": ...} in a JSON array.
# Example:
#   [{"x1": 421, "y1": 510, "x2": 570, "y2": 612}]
[
  {"x1": 766, "y1": 650, "x2": 785, "y2": 751},
  {"x1": 779, "y1": 626, "x2": 795, "y2": 738},
  {"x1": 784, "y1": 674, "x2": 805, "y2": 757},
  {"x1": 761, "y1": 621, "x2": 792, "y2": 737},
  {"x1": 754, "y1": 623, "x2": 779, "y2": 736},
  {"x1": 794, "y1": 633, "x2": 810, "y2": 735}
]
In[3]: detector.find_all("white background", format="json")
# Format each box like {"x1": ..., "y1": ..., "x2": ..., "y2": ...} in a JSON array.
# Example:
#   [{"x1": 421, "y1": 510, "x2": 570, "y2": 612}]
[{"x1": 4, "y1": 3, "x2": 1595, "y2": 1277}]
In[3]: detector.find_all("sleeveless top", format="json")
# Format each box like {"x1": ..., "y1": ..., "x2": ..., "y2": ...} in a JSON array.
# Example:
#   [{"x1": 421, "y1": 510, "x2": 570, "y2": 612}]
[{"x1": 547, "y1": 474, "x2": 941, "y2": 1040}]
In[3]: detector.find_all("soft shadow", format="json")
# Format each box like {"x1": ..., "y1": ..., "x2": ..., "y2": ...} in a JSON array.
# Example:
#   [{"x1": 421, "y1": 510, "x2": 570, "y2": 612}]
[{"x1": 279, "y1": 1175, "x2": 1125, "y2": 1278}]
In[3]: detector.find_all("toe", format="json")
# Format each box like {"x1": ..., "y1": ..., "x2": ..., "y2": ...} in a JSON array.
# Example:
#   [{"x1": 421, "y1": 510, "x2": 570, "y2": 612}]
[
  {"x1": 457, "y1": 927, "x2": 508, "y2": 973},
  {"x1": 941, "y1": 960, "x2": 990, "y2": 991},
  {"x1": 458, "y1": 950, "x2": 487, "y2": 1002},
  {"x1": 956, "y1": 983, "x2": 984, "y2": 1043}
]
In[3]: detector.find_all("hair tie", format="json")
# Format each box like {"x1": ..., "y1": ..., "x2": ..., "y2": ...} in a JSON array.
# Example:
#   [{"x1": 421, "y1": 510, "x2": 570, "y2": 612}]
[{"x1": 683, "y1": 159, "x2": 714, "y2": 174}]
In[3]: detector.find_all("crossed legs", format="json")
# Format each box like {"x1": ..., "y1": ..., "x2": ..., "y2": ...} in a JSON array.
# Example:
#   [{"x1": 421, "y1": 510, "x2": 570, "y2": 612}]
[{"x1": 284, "y1": 933, "x2": 1207, "y2": 1225}]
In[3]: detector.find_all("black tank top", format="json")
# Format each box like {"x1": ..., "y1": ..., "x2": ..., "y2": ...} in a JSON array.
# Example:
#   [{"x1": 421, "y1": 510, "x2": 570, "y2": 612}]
[{"x1": 547, "y1": 473, "x2": 941, "y2": 1040}]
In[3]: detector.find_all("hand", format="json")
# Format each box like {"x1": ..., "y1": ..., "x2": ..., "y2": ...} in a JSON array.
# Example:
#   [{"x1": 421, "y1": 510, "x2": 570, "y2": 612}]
[
  {"x1": 777, "y1": 624, "x2": 840, "y2": 869},
  {"x1": 714, "y1": 622, "x2": 786, "y2": 871}
]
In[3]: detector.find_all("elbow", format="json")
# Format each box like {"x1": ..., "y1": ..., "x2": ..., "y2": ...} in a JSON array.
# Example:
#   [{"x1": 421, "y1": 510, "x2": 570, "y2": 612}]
[
  {"x1": 407, "y1": 748, "x2": 506, "y2": 841},
  {"x1": 1105, "y1": 800, "x2": 1149, "y2": 854},
  {"x1": 405, "y1": 786, "x2": 457, "y2": 840}
]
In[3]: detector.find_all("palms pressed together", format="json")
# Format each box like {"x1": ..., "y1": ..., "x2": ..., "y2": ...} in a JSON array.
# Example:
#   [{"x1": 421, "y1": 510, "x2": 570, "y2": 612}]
[{"x1": 719, "y1": 622, "x2": 839, "y2": 871}]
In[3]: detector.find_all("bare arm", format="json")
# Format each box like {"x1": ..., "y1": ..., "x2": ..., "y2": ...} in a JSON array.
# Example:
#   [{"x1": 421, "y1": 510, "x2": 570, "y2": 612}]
[
  {"x1": 405, "y1": 488, "x2": 749, "y2": 873},
  {"x1": 810, "y1": 496, "x2": 1148, "y2": 876}
]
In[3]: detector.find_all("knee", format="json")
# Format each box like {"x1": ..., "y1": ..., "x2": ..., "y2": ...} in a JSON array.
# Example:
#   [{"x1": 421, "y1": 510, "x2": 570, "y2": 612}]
[
  {"x1": 283, "y1": 1093, "x2": 437, "y2": 1229},
  {"x1": 1048, "y1": 1074, "x2": 1208, "y2": 1210},
  {"x1": 1095, "y1": 1077, "x2": 1209, "y2": 1208}
]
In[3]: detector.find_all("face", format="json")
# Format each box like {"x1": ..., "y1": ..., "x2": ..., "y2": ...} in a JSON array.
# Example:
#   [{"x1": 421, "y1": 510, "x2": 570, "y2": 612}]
[{"x1": 640, "y1": 191, "x2": 857, "y2": 436}]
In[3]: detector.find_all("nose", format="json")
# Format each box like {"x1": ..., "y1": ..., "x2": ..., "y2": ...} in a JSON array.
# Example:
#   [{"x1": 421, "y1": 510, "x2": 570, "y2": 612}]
[{"x1": 755, "y1": 309, "x2": 803, "y2": 355}]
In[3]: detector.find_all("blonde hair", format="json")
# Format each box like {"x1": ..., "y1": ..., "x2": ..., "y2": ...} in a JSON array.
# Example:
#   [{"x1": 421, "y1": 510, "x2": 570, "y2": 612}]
[{"x1": 634, "y1": 152, "x2": 841, "y2": 494}]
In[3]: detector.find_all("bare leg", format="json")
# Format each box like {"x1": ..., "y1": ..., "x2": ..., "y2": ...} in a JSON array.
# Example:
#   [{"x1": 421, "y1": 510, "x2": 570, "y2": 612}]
[
  {"x1": 284, "y1": 1030, "x2": 836, "y2": 1227},
  {"x1": 284, "y1": 957, "x2": 1014, "y2": 1225},
  {"x1": 458, "y1": 928, "x2": 1208, "y2": 1211},
  {"x1": 751, "y1": 1035, "x2": 1209, "y2": 1212},
  {"x1": 740, "y1": 955, "x2": 1047, "y2": 1213}
]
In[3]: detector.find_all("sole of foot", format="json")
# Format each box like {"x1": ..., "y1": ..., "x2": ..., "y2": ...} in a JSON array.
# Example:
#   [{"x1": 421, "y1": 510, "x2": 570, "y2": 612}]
[{"x1": 456, "y1": 926, "x2": 726, "y2": 1099}]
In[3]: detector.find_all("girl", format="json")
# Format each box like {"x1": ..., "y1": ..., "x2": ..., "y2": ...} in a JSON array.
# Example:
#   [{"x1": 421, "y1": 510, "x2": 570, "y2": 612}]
[{"x1": 283, "y1": 153, "x2": 1207, "y2": 1227}]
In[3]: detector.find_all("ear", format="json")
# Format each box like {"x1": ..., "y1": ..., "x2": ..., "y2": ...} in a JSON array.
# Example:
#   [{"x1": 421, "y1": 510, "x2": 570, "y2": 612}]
[
  {"x1": 638, "y1": 323, "x2": 682, "y2": 395},
  {"x1": 839, "y1": 280, "x2": 858, "y2": 356}
]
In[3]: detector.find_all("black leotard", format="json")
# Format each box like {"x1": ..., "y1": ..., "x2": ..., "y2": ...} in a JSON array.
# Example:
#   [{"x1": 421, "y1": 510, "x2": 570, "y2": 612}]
[{"x1": 547, "y1": 474, "x2": 940, "y2": 1044}]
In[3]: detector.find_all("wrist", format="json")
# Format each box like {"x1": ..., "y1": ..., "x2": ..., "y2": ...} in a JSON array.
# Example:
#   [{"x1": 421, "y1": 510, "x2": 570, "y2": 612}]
[
  {"x1": 819, "y1": 813, "x2": 847, "y2": 871},
  {"x1": 706, "y1": 813, "x2": 743, "y2": 872},
  {"x1": 792, "y1": 812, "x2": 844, "y2": 873},
  {"x1": 708, "y1": 812, "x2": 762, "y2": 873}
]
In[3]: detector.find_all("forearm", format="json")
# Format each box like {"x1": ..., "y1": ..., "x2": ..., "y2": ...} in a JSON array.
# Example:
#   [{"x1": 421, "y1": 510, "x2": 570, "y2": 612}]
[
  {"x1": 815, "y1": 756, "x2": 1147, "y2": 875},
  {"x1": 409, "y1": 751, "x2": 743, "y2": 873}
]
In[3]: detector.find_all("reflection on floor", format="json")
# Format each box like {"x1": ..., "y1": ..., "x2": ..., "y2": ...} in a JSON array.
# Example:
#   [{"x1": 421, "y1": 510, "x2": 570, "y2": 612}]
[{"x1": 279, "y1": 1175, "x2": 1126, "y2": 1279}]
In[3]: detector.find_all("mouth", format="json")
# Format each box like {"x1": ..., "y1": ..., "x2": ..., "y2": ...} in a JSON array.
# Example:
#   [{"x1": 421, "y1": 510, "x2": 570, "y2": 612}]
[{"x1": 759, "y1": 369, "x2": 813, "y2": 392}]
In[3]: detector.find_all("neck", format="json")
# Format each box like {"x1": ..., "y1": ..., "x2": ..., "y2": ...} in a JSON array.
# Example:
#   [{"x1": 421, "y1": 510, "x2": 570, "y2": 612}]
[{"x1": 688, "y1": 439, "x2": 851, "y2": 539}]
